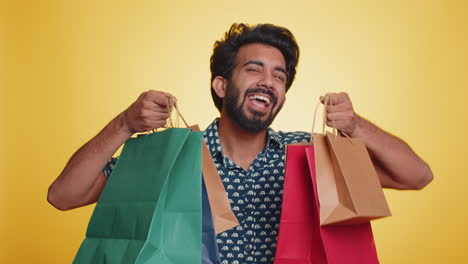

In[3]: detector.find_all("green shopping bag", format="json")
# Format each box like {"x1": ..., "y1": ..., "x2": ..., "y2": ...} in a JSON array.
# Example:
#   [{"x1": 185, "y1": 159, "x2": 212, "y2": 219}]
[{"x1": 73, "y1": 128, "x2": 203, "y2": 263}]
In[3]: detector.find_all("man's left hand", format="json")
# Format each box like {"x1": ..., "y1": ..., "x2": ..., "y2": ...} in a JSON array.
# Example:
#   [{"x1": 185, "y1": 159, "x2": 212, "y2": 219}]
[{"x1": 320, "y1": 92, "x2": 362, "y2": 137}]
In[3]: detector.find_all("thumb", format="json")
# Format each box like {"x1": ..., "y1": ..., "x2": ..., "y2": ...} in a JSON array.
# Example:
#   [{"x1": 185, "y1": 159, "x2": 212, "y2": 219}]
[{"x1": 320, "y1": 95, "x2": 329, "y2": 104}]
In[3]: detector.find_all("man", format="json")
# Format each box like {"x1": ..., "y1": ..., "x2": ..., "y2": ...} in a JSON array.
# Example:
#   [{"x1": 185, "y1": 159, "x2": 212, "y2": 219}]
[{"x1": 48, "y1": 23, "x2": 433, "y2": 263}]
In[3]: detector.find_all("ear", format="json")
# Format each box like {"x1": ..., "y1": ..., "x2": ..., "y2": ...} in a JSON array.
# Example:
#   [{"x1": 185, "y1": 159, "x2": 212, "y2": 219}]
[{"x1": 212, "y1": 76, "x2": 228, "y2": 99}]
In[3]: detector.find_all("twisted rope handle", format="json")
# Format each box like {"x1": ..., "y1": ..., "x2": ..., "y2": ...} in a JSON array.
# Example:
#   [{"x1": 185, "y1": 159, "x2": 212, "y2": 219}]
[
  {"x1": 151, "y1": 95, "x2": 189, "y2": 133},
  {"x1": 311, "y1": 95, "x2": 352, "y2": 144}
]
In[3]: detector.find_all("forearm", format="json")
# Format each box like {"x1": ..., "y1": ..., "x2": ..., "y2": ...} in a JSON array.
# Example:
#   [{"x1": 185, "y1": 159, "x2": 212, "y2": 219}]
[
  {"x1": 351, "y1": 115, "x2": 433, "y2": 190},
  {"x1": 48, "y1": 113, "x2": 132, "y2": 210}
]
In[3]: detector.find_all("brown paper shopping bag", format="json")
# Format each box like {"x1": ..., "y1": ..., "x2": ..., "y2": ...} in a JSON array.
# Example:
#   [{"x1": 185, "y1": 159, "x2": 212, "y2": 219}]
[
  {"x1": 191, "y1": 125, "x2": 239, "y2": 234},
  {"x1": 312, "y1": 96, "x2": 391, "y2": 226}
]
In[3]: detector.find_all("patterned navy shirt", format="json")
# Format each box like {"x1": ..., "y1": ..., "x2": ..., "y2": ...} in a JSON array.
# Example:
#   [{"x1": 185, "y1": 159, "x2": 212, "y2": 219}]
[
  {"x1": 104, "y1": 119, "x2": 310, "y2": 264},
  {"x1": 203, "y1": 119, "x2": 309, "y2": 264}
]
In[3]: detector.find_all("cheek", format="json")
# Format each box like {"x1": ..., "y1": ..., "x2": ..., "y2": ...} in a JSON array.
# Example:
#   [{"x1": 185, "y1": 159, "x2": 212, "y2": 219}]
[
  {"x1": 277, "y1": 92, "x2": 286, "y2": 105},
  {"x1": 239, "y1": 83, "x2": 256, "y2": 99}
]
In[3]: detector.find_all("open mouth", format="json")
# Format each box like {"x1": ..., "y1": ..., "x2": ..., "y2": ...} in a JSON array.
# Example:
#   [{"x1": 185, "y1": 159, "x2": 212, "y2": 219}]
[{"x1": 248, "y1": 94, "x2": 272, "y2": 108}]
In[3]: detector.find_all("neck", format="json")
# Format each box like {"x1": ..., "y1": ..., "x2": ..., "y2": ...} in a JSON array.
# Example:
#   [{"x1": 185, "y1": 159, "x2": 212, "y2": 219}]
[{"x1": 218, "y1": 112, "x2": 268, "y2": 171}]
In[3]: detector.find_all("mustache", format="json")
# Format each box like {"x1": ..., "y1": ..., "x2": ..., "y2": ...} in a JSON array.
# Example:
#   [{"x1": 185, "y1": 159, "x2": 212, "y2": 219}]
[{"x1": 244, "y1": 88, "x2": 278, "y2": 105}]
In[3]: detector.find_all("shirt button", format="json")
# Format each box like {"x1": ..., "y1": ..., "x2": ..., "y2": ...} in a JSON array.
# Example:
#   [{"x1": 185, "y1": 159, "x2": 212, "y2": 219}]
[{"x1": 245, "y1": 244, "x2": 253, "y2": 251}]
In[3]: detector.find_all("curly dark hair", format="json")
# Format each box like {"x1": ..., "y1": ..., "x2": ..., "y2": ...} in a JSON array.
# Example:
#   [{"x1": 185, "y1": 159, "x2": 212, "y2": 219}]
[{"x1": 210, "y1": 23, "x2": 300, "y2": 112}]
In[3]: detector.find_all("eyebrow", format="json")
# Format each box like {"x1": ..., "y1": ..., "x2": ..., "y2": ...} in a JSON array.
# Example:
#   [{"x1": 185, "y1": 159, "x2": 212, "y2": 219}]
[{"x1": 243, "y1": 60, "x2": 288, "y2": 76}]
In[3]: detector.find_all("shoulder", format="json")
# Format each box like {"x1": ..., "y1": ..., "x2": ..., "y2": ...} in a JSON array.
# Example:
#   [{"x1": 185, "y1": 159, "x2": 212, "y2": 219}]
[{"x1": 275, "y1": 130, "x2": 311, "y2": 145}]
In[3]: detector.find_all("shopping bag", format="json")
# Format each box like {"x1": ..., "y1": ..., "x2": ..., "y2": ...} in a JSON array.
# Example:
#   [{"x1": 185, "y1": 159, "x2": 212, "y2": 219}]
[
  {"x1": 310, "y1": 95, "x2": 390, "y2": 226},
  {"x1": 191, "y1": 125, "x2": 239, "y2": 234},
  {"x1": 202, "y1": 178, "x2": 221, "y2": 264},
  {"x1": 73, "y1": 128, "x2": 203, "y2": 263},
  {"x1": 313, "y1": 133, "x2": 391, "y2": 225},
  {"x1": 274, "y1": 144, "x2": 379, "y2": 264}
]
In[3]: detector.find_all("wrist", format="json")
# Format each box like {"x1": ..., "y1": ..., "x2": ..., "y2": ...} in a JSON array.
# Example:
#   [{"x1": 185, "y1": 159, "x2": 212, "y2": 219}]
[
  {"x1": 350, "y1": 114, "x2": 365, "y2": 138},
  {"x1": 113, "y1": 112, "x2": 134, "y2": 139}
]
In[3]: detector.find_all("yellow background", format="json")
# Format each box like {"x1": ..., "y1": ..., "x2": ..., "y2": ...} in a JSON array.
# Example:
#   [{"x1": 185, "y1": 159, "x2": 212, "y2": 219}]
[{"x1": 1, "y1": 0, "x2": 467, "y2": 263}]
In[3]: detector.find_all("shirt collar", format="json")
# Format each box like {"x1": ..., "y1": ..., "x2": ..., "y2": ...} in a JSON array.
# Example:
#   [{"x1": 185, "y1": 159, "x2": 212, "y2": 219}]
[
  {"x1": 266, "y1": 126, "x2": 284, "y2": 149},
  {"x1": 203, "y1": 118, "x2": 284, "y2": 163}
]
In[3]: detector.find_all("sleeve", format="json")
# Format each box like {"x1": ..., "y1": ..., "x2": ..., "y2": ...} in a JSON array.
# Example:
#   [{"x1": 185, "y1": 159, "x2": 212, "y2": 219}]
[{"x1": 103, "y1": 157, "x2": 118, "y2": 178}]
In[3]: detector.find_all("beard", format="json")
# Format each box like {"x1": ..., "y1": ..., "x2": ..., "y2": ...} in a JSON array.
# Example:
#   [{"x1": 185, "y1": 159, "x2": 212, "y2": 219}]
[{"x1": 224, "y1": 83, "x2": 283, "y2": 133}]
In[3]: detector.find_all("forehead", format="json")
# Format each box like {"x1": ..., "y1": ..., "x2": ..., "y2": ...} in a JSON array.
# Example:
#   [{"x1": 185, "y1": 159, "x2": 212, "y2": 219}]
[{"x1": 235, "y1": 43, "x2": 286, "y2": 68}]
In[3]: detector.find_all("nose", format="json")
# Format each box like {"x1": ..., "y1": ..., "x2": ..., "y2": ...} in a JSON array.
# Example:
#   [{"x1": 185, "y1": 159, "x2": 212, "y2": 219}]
[{"x1": 257, "y1": 71, "x2": 274, "y2": 90}]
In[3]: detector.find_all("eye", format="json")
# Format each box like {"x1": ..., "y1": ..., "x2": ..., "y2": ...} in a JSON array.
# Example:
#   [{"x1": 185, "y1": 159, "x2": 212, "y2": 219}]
[
  {"x1": 247, "y1": 68, "x2": 260, "y2": 72},
  {"x1": 274, "y1": 74, "x2": 286, "y2": 82}
]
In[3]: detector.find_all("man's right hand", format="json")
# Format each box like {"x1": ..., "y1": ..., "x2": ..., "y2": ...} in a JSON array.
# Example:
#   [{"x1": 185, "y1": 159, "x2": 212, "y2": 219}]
[
  {"x1": 122, "y1": 90, "x2": 174, "y2": 134},
  {"x1": 47, "y1": 90, "x2": 175, "y2": 211}
]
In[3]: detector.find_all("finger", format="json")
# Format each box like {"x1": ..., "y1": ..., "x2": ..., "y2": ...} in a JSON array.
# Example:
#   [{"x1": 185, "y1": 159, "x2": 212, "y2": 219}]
[
  {"x1": 320, "y1": 93, "x2": 337, "y2": 104},
  {"x1": 326, "y1": 112, "x2": 353, "y2": 122},
  {"x1": 326, "y1": 120, "x2": 347, "y2": 130},
  {"x1": 328, "y1": 93, "x2": 345, "y2": 105},
  {"x1": 152, "y1": 111, "x2": 171, "y2": 121},
  {"x1": 145, "y1": 90, "x2": 175, "y2": 107},
  {"x1": 138, "y1": 108, "x2": 170, "y2": 122},
  {"x1": 152, "y1": 120, "x2": 168, "y2": 129},
  {"x1": 142, "y1": 119, "x2": 168, "y2": 131},
  {"x1": 140, "y1": 99, "x2": 170, "y2": 113},
  {"x1": 143, "y1": 110, "x2": 171, "y2": 121},
  {"x1": 322, "y1": 92, "x2": 350, "y2": 105},
  {"x1": 326, "y1": 103, "x2": 352, "y2": 113},
  {"x1": 144, "y1": 93, "x2": 178, "y2": 113},
  {"x1": 320, "y1": 93, "x2": 341, "y2": 105},
  {"x1": 149, "y1": 105, "x2": 172, "y2": 114},
  {"x1": 162, "y1": 92, "x2": 176, "y2": 102},
  {"x1": 158, "y1": 92, "x2": 177, "y2": 105}
]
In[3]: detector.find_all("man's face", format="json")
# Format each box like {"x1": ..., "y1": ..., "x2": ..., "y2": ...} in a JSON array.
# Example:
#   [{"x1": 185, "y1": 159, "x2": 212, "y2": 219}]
[{"x1": 223, "y1": 43, "x2": 287, "y2": 132}]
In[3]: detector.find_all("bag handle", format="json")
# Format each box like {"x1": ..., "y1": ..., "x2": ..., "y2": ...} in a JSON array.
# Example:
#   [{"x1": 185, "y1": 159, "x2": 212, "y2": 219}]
[
  {"x1": 151, "y1": 95, "x2": 190, "y2": 133},
  {"x1": 311, "y1": 95, "x2": 352, "y2": 144},
  {"x1": 166, "y1": 96, "x2": 190, "y2": 128}
]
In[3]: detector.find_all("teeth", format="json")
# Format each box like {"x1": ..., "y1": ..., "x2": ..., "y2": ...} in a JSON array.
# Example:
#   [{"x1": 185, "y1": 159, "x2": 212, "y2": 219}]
[{"x1": 249, "y1": 94, "x2": 271, "y2": 104}]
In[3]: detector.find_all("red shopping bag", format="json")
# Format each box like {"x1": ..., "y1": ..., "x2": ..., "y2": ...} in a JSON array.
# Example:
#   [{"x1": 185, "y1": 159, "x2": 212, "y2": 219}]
[{"x1": 274, "y1": 144, "x2": 379, "y2": 264}]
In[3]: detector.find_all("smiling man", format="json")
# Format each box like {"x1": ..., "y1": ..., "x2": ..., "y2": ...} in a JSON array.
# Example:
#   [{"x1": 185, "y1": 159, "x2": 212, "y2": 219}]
[
  {"x1": 48, "y1": 23, "x2": 433, "y2": 264},
  {"x1": 217, "y1": 43, "x2": 286, "y2": 132},
  {"x1": 212, "y1": 42, "x2": 289, "y2": 171}
]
